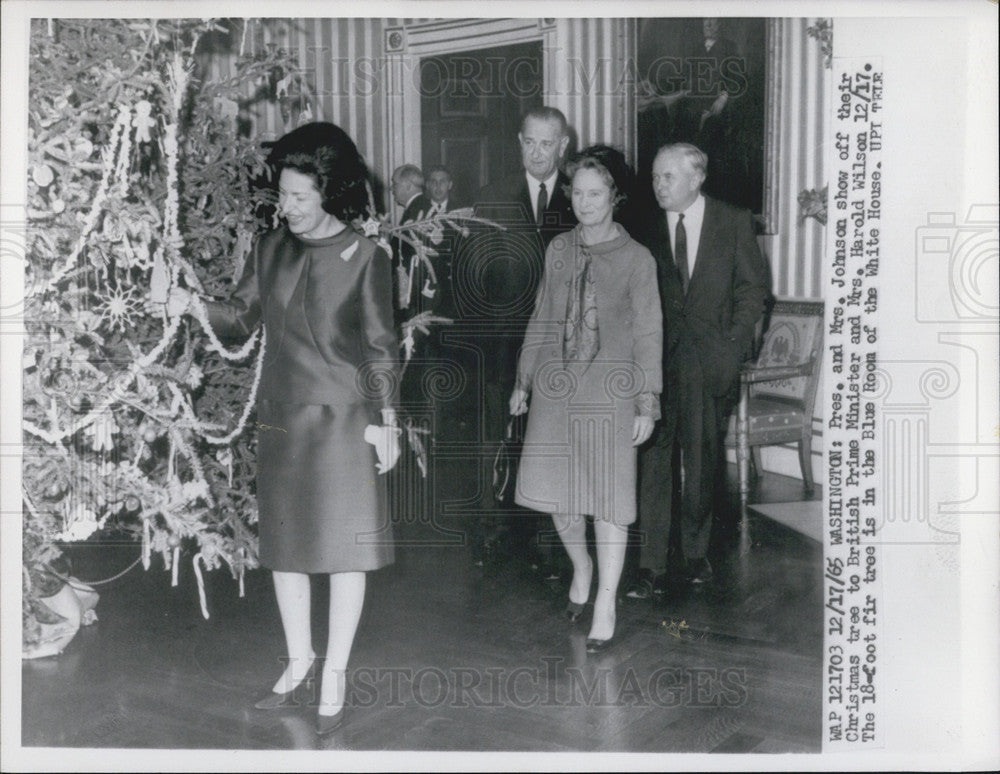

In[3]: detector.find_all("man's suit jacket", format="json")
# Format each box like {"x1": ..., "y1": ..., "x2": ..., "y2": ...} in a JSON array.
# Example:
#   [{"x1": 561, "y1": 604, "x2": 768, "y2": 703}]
[
  {"x1": 466, "y1": 171, "x2": 575, "y2": 320},
  {"x1": 461, "y1": 171, "x2": 576, "y2": 386},
  {"x1": 644, "y1": 195, "x2": 769, "y2": 397},
  {"x1": 402, "y1": 193, "x2": 432, "y2": 221}
]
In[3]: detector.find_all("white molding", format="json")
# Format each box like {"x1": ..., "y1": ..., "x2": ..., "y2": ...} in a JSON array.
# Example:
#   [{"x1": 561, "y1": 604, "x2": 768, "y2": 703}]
[{"x1": 383, "y1": 18, "x2": 556, "y2": 221}]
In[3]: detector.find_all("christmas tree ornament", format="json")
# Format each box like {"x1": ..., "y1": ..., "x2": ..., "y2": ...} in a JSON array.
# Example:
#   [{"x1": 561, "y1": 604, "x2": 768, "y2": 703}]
[
  {"x1": 32, "y1": 164, "x2": 54, "y2": 188},
  {"x1": 149, "y1": 250, "x2": 170, "y2": 304},
  {"x1": 171, "y1": 546, "x2": 180, "y2": 587},
  {"x1": 97, "y1": 284, "x2": 143, "y2": 332},
  {"x1": 133, "y1": 100, "x2": 154, "y2": 144}
]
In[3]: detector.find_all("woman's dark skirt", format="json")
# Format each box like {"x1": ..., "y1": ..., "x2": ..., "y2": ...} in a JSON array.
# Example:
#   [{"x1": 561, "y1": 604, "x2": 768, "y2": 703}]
[{"x1": 255, "y1": 398, "x2": 394, "y2": 573}]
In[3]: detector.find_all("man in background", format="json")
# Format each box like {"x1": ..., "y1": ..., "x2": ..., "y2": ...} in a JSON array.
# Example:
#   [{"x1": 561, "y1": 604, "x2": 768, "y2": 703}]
[{"x1": 426, "y1": 165, "x2": 457, "y2": 215}]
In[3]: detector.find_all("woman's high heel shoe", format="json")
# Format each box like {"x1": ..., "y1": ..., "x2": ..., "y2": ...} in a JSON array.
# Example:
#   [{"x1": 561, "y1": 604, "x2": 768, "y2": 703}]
[
  {"x1": 565, "y1": 555, "x2": 593, "y2": 622},
  {"x1": 565, "y1": 600, "x2": 586, "y2": 622},
  {"x1": 253, "y1": 660, "x2": 317, "y2": 710},
  {"x1": 316, "y1": 706, "x2": 346, "y2": 736},
  {"x1": 586, "y1": 606, "x2": 617, "y2": 653},
  {"x1": 585, "y1": 634, "x2": 617, "y2": 653}
]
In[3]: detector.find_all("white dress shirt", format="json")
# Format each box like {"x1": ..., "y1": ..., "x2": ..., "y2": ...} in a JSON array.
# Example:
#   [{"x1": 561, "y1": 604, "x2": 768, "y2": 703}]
[
  {"x1": 666, "y1": 194, "x2": 706, "y2": 277},
  {"x1": 429, "y1": 199, "x2": 449, "y2": 215},
  {"x1": 526, "y1": 170, "x2": 559, "y2": 218}
]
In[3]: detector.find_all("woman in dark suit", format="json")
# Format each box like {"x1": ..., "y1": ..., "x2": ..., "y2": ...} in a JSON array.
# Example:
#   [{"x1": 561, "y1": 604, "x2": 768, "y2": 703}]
[
  {"x1": 175, "y1": 123, "x2": 399, "y2": 735},
  {"x1": 509, "y1": 146, "x2": 662, "y2": 652}
]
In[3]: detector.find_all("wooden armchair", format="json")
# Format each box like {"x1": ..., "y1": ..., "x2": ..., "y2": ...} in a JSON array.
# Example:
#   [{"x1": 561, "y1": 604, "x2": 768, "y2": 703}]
[{"x1": 725, "y1": 297, "x2": 824, "y2": 511}]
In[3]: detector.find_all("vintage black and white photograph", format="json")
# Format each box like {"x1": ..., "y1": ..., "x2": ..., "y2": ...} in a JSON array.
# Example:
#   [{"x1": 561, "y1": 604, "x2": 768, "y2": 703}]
[{"x1": 1, "y1": 2, "x2": 997, "y2": 771}]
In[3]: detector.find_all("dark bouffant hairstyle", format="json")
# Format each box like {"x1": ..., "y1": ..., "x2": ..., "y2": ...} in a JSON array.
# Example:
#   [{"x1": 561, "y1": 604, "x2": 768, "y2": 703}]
[
  {"x1": 564, "y1": 144, "x2": 633, "y2": 210},
  {"x1": 267, "y1": 122, "x2": 370, "y2": 222}
]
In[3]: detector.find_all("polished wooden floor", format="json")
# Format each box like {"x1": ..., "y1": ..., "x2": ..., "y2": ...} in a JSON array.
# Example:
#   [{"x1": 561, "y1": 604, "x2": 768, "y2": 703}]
[{"x1": 22, "y1": 396, "x2": 822, "y2": 752}]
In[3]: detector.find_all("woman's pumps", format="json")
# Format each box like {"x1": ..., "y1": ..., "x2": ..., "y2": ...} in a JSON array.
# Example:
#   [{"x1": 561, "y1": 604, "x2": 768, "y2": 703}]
[
  {"x1": 565, "y1": 600, "x2": 586, "y2": 622},
  {"x1": 586, "y1": 606, "x2": 617, "y2": 653},
  {"x1": 585, "y1": 635, "x2": 616, "y2": 653},
  {"x1": 253, "y1": 660, "x2": 317, "y2": 710},
  {"x1": 315, "y1": 707, "x2": 346, "y2": 736},
  {"x1": 566, "y1": 555, "x2": 593, "y2": 623}
]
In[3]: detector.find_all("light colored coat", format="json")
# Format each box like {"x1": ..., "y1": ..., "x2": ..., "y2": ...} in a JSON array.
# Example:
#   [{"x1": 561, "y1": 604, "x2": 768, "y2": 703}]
[{"x1": 514, "y1": 225, "x2": 663, "y2": 524}]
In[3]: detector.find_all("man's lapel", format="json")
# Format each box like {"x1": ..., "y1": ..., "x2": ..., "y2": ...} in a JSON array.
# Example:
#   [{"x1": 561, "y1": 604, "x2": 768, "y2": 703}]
[
  {"x1": 542, "y1": 172, "x2": 576, "y2": 231},
  {"x1": 687, "y1": 196, "x2": 717, "y2": 297},
  {"x1": 516, "y1": 178, "x2": 533, "y2": 224},
  {"x1": 654, "y1": 213, "x2": 683, "y2": 301},
  {"x1": 547, "y1": 173, "x2": 568, "y2": 213},
  {"x1": 402, "y1": 195, "x2": 429, "y2": 225},
  {"x1": 660, "y1": 212, "x2": 674, "y2": 265}
]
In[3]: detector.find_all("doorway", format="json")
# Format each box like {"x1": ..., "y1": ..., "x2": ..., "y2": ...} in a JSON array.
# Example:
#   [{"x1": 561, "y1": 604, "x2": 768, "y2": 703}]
[{"x1": 419, "y1": 41, "x2": 543, "y2": 206}]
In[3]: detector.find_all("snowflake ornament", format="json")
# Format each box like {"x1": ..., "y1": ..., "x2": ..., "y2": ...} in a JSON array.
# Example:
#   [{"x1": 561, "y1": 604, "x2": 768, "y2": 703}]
[{"x1": 97, "y1": 284, "x2": 143, "y2": 332}]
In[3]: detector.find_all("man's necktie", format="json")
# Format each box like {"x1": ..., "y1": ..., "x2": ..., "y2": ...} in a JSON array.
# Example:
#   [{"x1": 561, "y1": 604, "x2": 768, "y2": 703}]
[
  {"x1": 675, "y1": 213, "x2": 690, "y2": 293},
  {"x1": 536, "y1": 182, "x2": 547, "y2": 226}
]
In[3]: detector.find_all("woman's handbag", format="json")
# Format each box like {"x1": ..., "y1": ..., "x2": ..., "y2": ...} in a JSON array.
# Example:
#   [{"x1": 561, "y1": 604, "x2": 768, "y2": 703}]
[{"x1": 492, "y1": 417, "x2": 523, "y2": 504}]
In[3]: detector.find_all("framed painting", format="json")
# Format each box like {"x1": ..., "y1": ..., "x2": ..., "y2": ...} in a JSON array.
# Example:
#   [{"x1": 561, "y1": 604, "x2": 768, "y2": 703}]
[{"x1": 636, "y1": 17, "x2": 780, "y2": 233}]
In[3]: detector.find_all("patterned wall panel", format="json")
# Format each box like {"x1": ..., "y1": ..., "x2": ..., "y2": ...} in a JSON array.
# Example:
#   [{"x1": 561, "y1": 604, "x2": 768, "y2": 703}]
[
  {"x1": 220, "y1": 18, "x2": 395, "y2": 180},
  {"x1": 548, "y1": 18, "x2": 634, "y2": 154},
  {"x1": 239, "y1": 18, "x2": 636, "y2": 192},
  {"x1": 760, "y1": 17, "x2": 829, "y2": 300},
  {"x1": 759, "y1": 18, "x2": 828, "y2": 479}
]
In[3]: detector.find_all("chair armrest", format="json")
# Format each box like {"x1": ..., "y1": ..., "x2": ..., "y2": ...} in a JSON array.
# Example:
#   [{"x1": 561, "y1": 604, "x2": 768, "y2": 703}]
[{"x1": 740, "y1": 360, "x2": 816, "y2": 384}]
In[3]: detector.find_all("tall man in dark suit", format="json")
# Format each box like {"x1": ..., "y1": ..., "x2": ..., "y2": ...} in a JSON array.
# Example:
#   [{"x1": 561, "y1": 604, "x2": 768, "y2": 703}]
[
  {"x1": 629, "y1": 143, "x2": 769, "y2": 596},
  {"x1": 456, "y1": 106, "x2": 576, "y2": 566}
]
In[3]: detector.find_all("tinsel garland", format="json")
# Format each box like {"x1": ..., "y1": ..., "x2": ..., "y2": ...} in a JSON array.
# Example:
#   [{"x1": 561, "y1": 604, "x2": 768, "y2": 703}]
[
  {"x1": 30, "y1": 105, "x2": 131, "y2": 297},
  {"x1": 24, "y1": 22, "x2": 272, "y2": 628},
  {"x1": 23, "y1": 312, "x2": 182, "y2": 446},
  {"x1": 166, "y1": 327, "x2": 265, "y2": 446}
]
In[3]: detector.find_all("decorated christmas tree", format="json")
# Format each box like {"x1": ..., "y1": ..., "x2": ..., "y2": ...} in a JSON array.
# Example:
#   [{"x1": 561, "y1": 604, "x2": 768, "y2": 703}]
[
  {"x1": 22, "y1": 17, "x2": 486, "y2": 654},
  {"x1": 22, "y1": 18, "x2": 308, "y2": 649}
]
